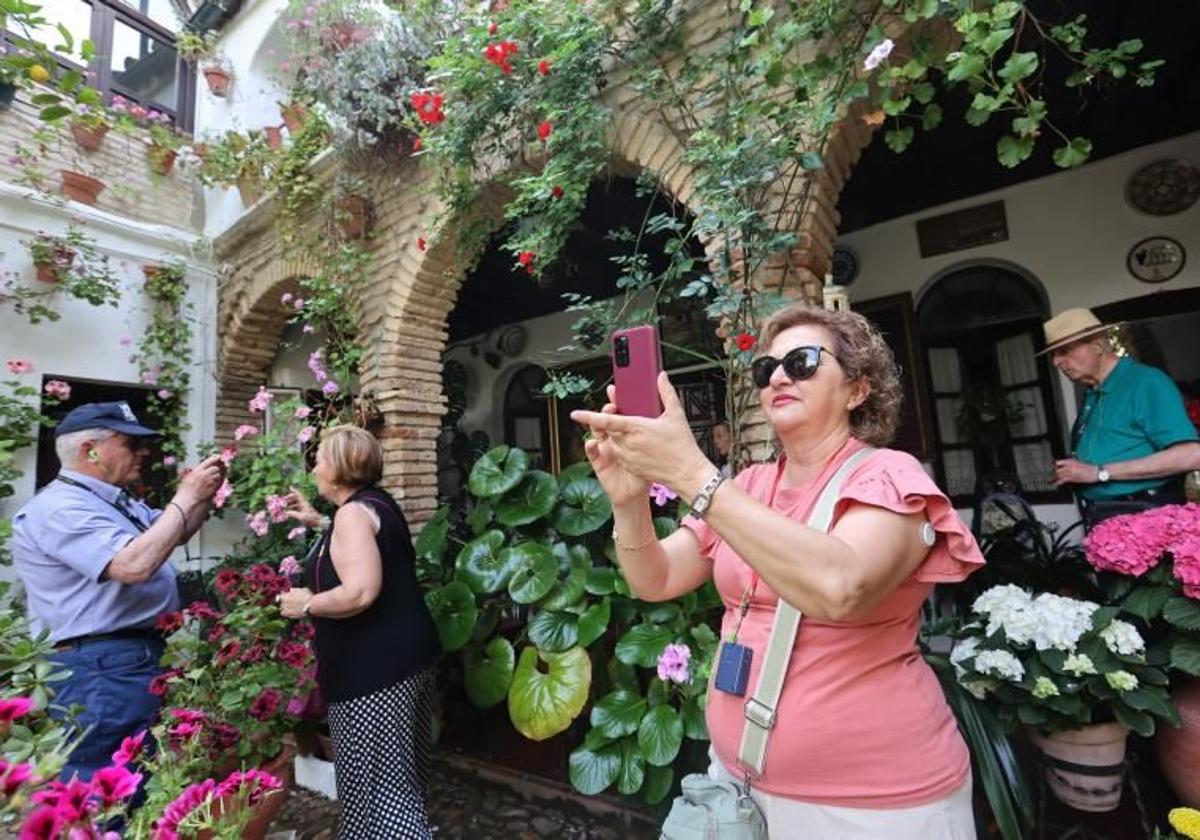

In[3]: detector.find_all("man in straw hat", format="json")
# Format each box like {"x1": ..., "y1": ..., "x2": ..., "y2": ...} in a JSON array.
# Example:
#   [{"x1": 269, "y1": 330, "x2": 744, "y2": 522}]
[{"x1": 1040, "y1": 308, "x2": 1200, "y2": 527}]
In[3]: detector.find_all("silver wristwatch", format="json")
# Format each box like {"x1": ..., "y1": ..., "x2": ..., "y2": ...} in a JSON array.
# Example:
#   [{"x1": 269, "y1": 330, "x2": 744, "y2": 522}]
[
  {"x1": 688, "y1": 470, "x2": 727, "y2": 519},
  {"x1": 1097, "y1": 465, "x2": 1111, "y2": 483}
]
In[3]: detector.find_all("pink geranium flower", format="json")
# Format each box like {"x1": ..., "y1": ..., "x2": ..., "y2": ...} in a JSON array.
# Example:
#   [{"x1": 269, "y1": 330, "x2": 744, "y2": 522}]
[
  {"x1": 90, "y1": 765, "x2": 142, "y2": 806},
  {"x1": 234, "y1": 424, "x2": 258, "y2": 441},
  {"x1": 0, "y1": 696, "x2": 35, "y2": 722},
  {"x1": 213, "y1": 479, "x2": 233, "y2": 508},
  {"x1": 248, "y1": 386, "x2": 274, "y2": 413},
  {"x1": 111, "y1": 730, "x2": 147, "y2": 766},
  {"x1": 5, "y1": 358, "x2": 32, "y2": 375}
]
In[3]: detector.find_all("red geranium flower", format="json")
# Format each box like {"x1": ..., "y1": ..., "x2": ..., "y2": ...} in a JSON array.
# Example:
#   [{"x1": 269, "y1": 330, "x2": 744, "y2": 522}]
[
  {"x1": 417, "y1": 237, "x2": 426, "y2": 251},
  {"x1": 148, "y1": 669, "x2": 182, "y2": 697},
  {"x1": 538, "y1": 59, "x2": 550, "y2": 76},
  {"x1": 249, "y1": 688, "x2": 282, "y2": 721},
  {"x1": 412, "y1": 137, "x2": 422, "y2": 152},
  {"x1": 155, "y1": 611, "x2": 184, "y2": 634},
  {"x1": 735, "y1": 333, "x2": 756, "y2": 352},
  {"x1": 213, "y1": 568, "x2": 241, "y2": 597},
  {"x1": 517, "y1": 251, "x2": 535, "y2": 275},
  {"x1": 551, "y1": 185, "x2": 563, "y2": 199},
  {"x1": 537, "y1": 121, "x2": 551, "y2": 141},
  {"x1": 487, "y1": 21, "x2": 498, "y2": 35},
  {"x1": 410, "y1": 91, "x2": 445, "y2": 125},
  {"x1": 484, "y1": 40, "x2": 519, "y2": 74}
]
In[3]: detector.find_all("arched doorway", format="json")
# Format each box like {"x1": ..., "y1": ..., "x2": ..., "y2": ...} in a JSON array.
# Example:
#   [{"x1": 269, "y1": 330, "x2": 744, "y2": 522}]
[{"x1": 917, "y1": 263, "x2": 1068, "y2": 503}]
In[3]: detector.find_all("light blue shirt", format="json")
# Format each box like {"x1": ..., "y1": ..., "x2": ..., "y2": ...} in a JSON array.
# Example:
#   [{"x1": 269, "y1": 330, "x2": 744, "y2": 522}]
[{"x1": 11, "y1": 469, "x2": 178, "y2": 643}]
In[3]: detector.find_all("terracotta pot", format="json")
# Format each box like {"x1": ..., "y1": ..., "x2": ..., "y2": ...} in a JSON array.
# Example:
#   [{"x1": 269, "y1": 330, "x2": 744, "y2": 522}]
[
  {"x1": 334, "y1": 193, "x2": 372, "y2": 239},
  {"x1": 202, "y1": 65, "x2": 232, "y2": 98},
  {"x1": 70, "y1": 120, "x2": 109, "y2": 151},
  {"x1": 191, "y1": 142, "x2": 209, "y2": 160},
  {"x1": 236, "y1": 174, "x2": 263, "y2": 207},
  {"x1": 264, "y1": 125, "x2": 283, "y2": 151},
  {"x1": 34, "y1": 247, "x2": 76, "y2": 283},
  {"x1": 280, "y1": 102, "x2": 308, "y2": 134},
  {"x1": 60, "y1": 170, "x2": 104, "y2": 205},
  {"x1": 1030, "y1": 723, "x2": 1128, "y2": 812},
  {"x1": 1157, "y1": 676, "x2": 1200, "y2": 808},
  {"x1": 148, "y1": 144, "x2": 177, "y2": 176},
  {"x1": 200, "y1": 743, "x2": 295, "y2": 840}
]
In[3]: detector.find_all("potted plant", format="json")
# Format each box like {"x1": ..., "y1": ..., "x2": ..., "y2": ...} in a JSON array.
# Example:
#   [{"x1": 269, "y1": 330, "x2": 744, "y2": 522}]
[
  {"x1": 68, "y1": 103, "x2": 112, "y2": 150},
  {"x1": 145, "y1": 114, "x2": 185, "y2": 175},
  {"x1": 279, "y1": 100, "x2": 310, "y2": 134},
  {"x1": 950, "y1": 584, "x2": 1178, "y2": 812},
  {"x1": 196, "y1": 130, "x2": 273, "y2": 205},
  {"x1": 28, "y1": 231, "x2": 76, "y2": 283},
  {"x1": 1083, "y1": 504, "x2": 1200, "y2": 807},
  {"x1": 142, "y1": 261, "x2": 187, "y2": 301}
]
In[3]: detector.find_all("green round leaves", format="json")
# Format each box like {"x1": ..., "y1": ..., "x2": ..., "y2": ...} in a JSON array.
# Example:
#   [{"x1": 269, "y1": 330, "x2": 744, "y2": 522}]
[
  {"x1": 590, "y1": 689, "x2": 648, "y2": 739},
  {"x1": 552, "y1": 475, "x2": 612, "y2": 536},
  {"x1": 576, "y1": 597, "x2": 611, "y2": 648},
  {"x1": 528, "y1": 609, "x2": 579, "y2": 652},
  {"x1": 508, "y1": 646, "x2": 592, "y2": 741},
  {"x1": 506, "y1": 543, "x2": 559, "y2": 604},
  {"x1": 424, "y1": 581, "x2": 477, "y2": 652},
  {"x1": 569, "y1": 742, "x2": 621, "y2": 796},
  {"x1": 455, "y1": 530, "x2": 515, "y2": 594},
  {"x1": 616, "y1": 623, "x2": 672, "y2": 668},
  {"x1": 638, "y1": 704, "x2": 684, "y2": 766},
  {"x1": 464, "y1": 638, "x2": 515, "y2": 709},
  {"x1": 496, "y1": 470, "x2": 558, "y2": 527},
  {"x1": 469, "y1": 445, "x2": 529, "y2": 498}
]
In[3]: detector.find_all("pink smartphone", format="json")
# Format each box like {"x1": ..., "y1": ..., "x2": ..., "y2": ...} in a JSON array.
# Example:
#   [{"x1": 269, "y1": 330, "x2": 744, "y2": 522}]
[{"x1": 612, "y1": 325, "x2": 663, "y2": 418}]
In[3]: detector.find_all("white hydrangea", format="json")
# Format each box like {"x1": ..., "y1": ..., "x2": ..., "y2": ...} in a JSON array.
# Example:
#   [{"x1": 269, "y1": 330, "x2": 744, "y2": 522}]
[
  {"x1": 1100, "y1": 620, "x2": 1146, "y2": 657},
  {"x1": 972, "y1": 585, "x2": 1036, "y2": 642},
  {"x1": 1105, "y1": 670, "x2": 1139, "y2": 692},
  {"x1": 949, "y1": 636, "x2": 980, "y2": 678},
  {"x1": 1029, "y1": 593, "x2": 1099, "y2": 652},
  {"x1": 1063, "y1": 653, "x2": 1097, "y2": 676},
  {"x1": 974, "y1": 650, "x2": 1025, "y2": 682},
  {"x1": 1032, "y1": 676, "x2": 1060, "y2": 699}
]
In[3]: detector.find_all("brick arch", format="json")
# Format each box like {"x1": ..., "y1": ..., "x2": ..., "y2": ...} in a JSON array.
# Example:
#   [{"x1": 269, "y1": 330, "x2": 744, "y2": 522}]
[{"x1": 215, "y1": 254, "x2": 320, "y2": 440}]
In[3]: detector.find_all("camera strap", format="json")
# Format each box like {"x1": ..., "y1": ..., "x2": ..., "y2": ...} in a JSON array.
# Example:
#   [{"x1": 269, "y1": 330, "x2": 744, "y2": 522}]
[{"x1": 736, "y1": 446, "x2": 875, "y2": 780}]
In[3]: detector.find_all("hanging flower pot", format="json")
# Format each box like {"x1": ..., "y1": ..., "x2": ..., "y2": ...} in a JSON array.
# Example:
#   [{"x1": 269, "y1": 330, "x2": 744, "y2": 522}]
[
  {"x1": 280, "y1": 102, "x2": 308, "y2": 134},
  {"x1": 236, "y1": 174, "x2": 264, "y2": 207},
  {"x1": 264, "y1": 125, "x2": 283, "y2": 151},
  {"x1": 0, "y1": 82, "x2": 17, "y2": 111},
  {"x1": 333, "y1": 193, "x2": 372, "y2": 240},
  {"x1": 147, "y1": 143, "x2": 177, "y2": 176},
  {"x1": 1156, "y1": 676, "x2": 1200, "y2": 808},
  {"x1": 202, "y1": 64, "x2": 233, "y2": 98},
  {"x1": 34, "y1": 246, "x2": 76, "y2": 284},
  {"x1": 70, "y1": 120, "x2": 109, "y2": 151},
  {"x1": 142, "y1": 263, "x2": 185, "y2": 301},
  {"x1": 60, "y1": 170, "x2": 105, "y2": 205},
  {"x1": 1029, "y1": 723, "x2": 1128, "y2": 812}
]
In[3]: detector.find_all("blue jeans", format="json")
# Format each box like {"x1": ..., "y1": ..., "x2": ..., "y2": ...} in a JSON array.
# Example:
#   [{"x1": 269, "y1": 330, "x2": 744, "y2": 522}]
[{"x1": 49, "y1": 636, "x2": 166, "y2": 783}]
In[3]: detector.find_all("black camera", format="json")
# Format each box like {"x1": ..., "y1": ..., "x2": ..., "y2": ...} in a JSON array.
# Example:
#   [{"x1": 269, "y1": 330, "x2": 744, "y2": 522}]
[{"x1": 613, "y1": 334, "x2": 630, "y2": 368}]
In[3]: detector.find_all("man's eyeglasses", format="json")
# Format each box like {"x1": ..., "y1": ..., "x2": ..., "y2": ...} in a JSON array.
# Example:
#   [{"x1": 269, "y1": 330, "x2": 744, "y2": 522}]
[{"x1": 750, "y1": 346, "x2": 837, "y2": 389}]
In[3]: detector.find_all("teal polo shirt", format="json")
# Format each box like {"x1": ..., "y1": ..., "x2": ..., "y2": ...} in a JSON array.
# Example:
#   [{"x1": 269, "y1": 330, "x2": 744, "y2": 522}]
[{"x1": 1074, "y1": 357, "x2": 1199, "y2": 500}]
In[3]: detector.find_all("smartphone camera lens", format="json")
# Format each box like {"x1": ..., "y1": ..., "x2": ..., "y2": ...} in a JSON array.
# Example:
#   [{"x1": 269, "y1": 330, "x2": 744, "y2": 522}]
[{"x1": 613, "y1": 335, "x2": 629, "y2": 367}]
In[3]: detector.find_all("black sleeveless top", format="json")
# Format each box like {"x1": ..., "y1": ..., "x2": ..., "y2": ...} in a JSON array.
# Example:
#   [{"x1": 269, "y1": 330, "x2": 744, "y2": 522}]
[{"x1": 305, "y1": 486, "x2": 441, "y2": 703}]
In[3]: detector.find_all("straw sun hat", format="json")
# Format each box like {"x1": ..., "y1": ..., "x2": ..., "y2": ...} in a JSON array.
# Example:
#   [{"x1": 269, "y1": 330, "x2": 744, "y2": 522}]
[{"x1": 1038, "y1": 308, "x2": 1118, "y2": 356}]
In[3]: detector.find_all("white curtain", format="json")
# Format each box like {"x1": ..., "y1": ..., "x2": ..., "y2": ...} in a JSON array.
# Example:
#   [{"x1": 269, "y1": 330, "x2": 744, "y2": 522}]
[
  {"x1": 1014, "y1": 441, "x2": 1056, "y2": 493},
  {"x1": 1008, "y1": 387, "x2": 1048, "y2": 437},
  {"x1": 996, "y1": 333, "x2": 1037, "y2": 385},
  {"x1": 927, "y1": 347, "x2": 962, "y2": 393},
  {"x1": 936, "y1": 398, "x2": 963, "y2": 445},
  {"x1": 943, "y1": 449, "x2": 976, "y2": 496}
]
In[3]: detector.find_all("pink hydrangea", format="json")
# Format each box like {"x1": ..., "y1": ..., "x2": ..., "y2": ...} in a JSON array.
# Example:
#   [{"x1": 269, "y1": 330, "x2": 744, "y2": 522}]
[
  {"x1": 1171, "y1": 534, "x2": 1200, "y2": 600},
  {"x1": 247, "y1": 511, "x2": 270, "y2": 537},
  {"x1": 5, "y1": 358, "x2": 32, "y2": 375},
  {"x1": 248, "y1": 386, "x2": 274, "y2": 413},
  {"x1": 213, "y1": 480, "x2": 233, "y2": 508},
  {"x1": 656, "y1": 643, "x2": 691, "y2": 685},
  {"x1": 1084, "y1": 511, "x2": 1170, "y2": 577},
  {"x1": 234, "y1": 424, "x2": 258, "y2": 441}
]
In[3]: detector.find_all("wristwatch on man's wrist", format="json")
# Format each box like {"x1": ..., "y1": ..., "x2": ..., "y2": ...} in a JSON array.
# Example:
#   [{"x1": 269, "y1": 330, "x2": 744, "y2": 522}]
[
  {"x1": 1096, "y1": 464, "x2": 1111, "y2": 483},
  {"x1": 687, "y1": 469, "x2": 727, "y2": 519}
]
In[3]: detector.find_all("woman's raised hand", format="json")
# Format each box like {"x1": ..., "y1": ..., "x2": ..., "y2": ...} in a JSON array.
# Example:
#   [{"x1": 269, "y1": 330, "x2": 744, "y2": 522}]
[
  {"x1": 571, "y1": 373, "x2": 713, "y2": 507},
  {"x1": 284, "y1": 487, "x2": 323, "y2": 528}
]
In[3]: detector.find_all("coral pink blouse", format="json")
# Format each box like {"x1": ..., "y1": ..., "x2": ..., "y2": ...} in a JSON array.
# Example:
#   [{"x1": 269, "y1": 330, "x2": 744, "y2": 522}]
[{"x1": 681, "y1": 438, "x2": 984, "y2": 808}]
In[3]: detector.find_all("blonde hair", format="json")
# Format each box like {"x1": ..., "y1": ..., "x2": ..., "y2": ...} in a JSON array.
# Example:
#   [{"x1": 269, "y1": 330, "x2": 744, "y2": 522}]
[
  {"x1": 320, "y1": 425, "x2": 383, "y2": 487},
  {"x1": 758, "y1": 303, "x2": 903, "y2": 446}
]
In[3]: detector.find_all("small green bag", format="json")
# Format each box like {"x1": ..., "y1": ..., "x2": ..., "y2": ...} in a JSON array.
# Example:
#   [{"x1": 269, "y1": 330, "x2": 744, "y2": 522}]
[{"x1": 660, "y1": 773, "x2": 767, "y2": 840}]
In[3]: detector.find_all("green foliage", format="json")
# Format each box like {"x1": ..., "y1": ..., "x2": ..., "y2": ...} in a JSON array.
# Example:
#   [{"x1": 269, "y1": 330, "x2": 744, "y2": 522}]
[
  {"x1": 137, "y1": 259, "x2": 193, "y2": 470},
  {"x1": 421, "y1": 447, "x2": 721, "y2": 801},
  {"x1": 2, "y1": 225, "x2": 122, "y2": 325}
]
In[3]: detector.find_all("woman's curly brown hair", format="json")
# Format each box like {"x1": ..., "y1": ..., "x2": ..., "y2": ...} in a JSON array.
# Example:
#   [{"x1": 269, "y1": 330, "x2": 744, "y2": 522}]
[{"x1": 758, "y1": 303, "x2": 903, "y2": 446}]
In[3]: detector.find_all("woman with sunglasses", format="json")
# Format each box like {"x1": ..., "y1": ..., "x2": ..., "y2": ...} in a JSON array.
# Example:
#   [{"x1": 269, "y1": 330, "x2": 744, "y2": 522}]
[{"x1": 571, "y1": 303, "x2": 984, "y2": 838}]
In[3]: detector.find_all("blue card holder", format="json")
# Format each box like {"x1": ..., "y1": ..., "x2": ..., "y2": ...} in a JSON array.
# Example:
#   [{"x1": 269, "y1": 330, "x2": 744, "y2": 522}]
[{"x1": 714, "y1": 641, "x2": 753, "y2": 696}]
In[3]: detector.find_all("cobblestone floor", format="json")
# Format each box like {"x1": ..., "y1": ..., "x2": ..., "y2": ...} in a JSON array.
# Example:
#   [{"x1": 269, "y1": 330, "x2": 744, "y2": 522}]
[{"x1": 271, "y1": 754, "x2": 660, "y2": 840}]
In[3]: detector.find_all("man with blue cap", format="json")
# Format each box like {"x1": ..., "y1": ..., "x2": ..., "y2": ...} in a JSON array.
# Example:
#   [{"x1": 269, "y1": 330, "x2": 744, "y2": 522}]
[{"x1": 11, "y1": 401, "x2": 225, "y2": 782}]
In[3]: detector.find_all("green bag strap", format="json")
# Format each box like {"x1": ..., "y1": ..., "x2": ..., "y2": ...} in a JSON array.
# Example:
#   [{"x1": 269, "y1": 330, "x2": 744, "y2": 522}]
[{"x1": 736, "y1": 446, "x2": 876, "y2": 779}]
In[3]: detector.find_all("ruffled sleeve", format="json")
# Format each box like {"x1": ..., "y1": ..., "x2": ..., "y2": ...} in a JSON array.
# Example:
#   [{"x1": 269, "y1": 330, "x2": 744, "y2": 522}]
[{"x1": 834, "y1": 451, "x2": 985, "y2": 583}]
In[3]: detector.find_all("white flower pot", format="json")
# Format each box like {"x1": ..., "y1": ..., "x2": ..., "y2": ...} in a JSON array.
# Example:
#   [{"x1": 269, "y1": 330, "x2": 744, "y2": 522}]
[{"x1": 1029, "y1": 722, "x2": 1128, "y2": 812}]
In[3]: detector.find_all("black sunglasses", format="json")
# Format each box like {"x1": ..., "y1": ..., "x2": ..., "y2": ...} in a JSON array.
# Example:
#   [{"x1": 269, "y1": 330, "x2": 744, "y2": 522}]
[{"x1": 751, "y1": 346, "x2": 836, "y2": 389}]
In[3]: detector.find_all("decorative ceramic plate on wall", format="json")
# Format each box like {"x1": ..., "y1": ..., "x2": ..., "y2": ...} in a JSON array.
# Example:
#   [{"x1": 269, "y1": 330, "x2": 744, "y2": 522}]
[{"x1": 1125, "y1": 158, "x2": 1200, "y2": 216}]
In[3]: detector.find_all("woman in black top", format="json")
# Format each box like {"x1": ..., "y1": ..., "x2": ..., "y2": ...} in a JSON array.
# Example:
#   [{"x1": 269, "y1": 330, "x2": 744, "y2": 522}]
[{"x1": 279, "y1": 425, "x2": 440, "y2": 839}]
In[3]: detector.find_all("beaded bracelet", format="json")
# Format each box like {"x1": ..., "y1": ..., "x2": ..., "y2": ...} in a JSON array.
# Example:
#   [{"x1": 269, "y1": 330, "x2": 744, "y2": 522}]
[{"x1": 612, "y1": 528, "x2": 657, "y2": 552}]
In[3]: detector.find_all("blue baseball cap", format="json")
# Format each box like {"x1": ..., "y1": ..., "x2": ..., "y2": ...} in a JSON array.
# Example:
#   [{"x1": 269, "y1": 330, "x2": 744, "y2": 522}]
[{"x1": 55, "y1": 401, "x2": 159, "y2": 438}]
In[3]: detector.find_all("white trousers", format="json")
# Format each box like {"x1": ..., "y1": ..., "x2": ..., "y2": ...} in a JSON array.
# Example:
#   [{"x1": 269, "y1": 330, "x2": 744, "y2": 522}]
[{"x1": 708, "y1": 754, "x2": 978, "y2": 839}]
